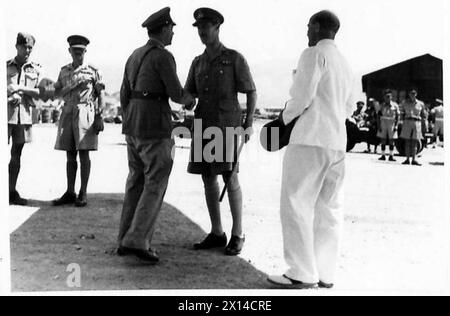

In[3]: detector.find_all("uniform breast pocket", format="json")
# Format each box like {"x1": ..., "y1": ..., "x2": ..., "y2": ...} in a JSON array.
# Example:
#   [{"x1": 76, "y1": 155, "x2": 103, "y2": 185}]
[
  {"x1": 217, "y1": 65, "x2": 235, "y2": 98},
  {"x1": 25, "y1": 72, "x2": 38, "y2": 87}
]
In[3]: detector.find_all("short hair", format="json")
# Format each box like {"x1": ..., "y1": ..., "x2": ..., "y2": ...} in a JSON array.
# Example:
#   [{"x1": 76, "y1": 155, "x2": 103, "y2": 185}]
[
  {"x1": 383, "y1": 89, "x2": 393, "y2": 96},
  {"x1": 147, "y1": 25, "x2": 166, "y2": 37},
  {"x1": 311, "y1": 10, "x2": 340, "y2": 34}
]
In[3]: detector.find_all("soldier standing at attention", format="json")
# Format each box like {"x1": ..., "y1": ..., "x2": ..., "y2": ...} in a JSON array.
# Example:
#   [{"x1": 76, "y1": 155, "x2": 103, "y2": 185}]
[
  {"x1": 52, "y1": 35, "x2": 106, "y2": 207},
  {"x1": 117, "y1": 8, "x2": 195, "y2": 263},
  {"x1": 7, "y1": 33, "x2": 44, "y2": 205},
  {"x1": 185, "y1": 8, "x2": 257, "y2": 256},
  {"x1": 431, "y1": 99, "x2": 444, "y2": 148},
  {"x1": 400, "y1": 89, "x2": 427, "y2": 166},
  {"x1": 377, "y1": 89, "x2": 400, "y2": 161}
]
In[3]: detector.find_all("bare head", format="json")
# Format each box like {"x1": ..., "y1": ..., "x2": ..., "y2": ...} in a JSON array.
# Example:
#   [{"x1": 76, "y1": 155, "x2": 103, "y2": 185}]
[{"x1": 307, "y1": 10, "x2": 340, "y2": 47}]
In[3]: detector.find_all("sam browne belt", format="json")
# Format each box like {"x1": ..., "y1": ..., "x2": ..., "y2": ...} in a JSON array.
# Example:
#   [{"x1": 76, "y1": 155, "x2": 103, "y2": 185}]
[{"x1": 130, "y1": 90, "x2": 168, "y2": 101}]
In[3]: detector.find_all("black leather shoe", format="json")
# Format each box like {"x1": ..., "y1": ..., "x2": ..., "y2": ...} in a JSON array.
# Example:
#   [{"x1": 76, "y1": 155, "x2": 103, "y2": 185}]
[
  {"x1": 118, "y1": 247, "x2": 159, "y2": 263},
  {"x1": 75, "y1": 192, "x2": 88, "y2": 207},
  {"x1": 402, "y1": 159, "x2": 411, "y2": 165},
  {"x1": 411, "y1": 160, "x2": 422, "y2": 166},
  {"x1": 194, "y1": 233, "x2": 227, "y2": 250},
  {"x1": 53, "y1": 192, "x2": 76, "y2": 206},
  {"x1": 318, "y1": 281, "x2": 334, "y2": 289},
  {"x1": 9, "y1": 191, "x2": 28, "y2": 206},
  {"x1": 389, "y1": 156, "x2": 397, "y2": 162},
  {"x1": 225, "y1": 235, "x2": 245, "y2": 256},
  {"x1": 378, "y1": 155, "x2": 386, "y2": 161}
]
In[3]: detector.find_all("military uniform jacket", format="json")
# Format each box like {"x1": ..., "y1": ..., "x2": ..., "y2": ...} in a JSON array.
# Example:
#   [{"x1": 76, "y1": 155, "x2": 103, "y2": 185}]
[
  {"x1": 379, "y1": 101, "x2": 400, "y2": 122},
  {"x1": 7, "y1": 58, "x2": 43, "y2": 125},
  {"x1": 54, "y1": 63, "x2": 104, "y2": 105},
  {"x1": 54, "y1": 63, "x2": 104, "y2": 151},
  {"x1": 185, "y1": 44, "x2": 256, "y2": 129},
  {"x1": 121, "y1": 39, "x2": 186, "y2": 139},
  {"x1": 185, "y1": 44, "x2": 256, "y2": 175}
]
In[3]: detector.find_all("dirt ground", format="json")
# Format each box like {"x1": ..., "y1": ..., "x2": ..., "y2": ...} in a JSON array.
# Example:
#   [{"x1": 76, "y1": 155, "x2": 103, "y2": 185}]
[{"x1": 9, "y1": 122, "x2": 449, "y2": 294}]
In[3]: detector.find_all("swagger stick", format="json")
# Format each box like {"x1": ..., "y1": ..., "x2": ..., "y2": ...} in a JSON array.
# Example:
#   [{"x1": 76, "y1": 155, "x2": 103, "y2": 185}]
[{"x1": 219, "y1": 138, "x2": 246, "y2": 203}]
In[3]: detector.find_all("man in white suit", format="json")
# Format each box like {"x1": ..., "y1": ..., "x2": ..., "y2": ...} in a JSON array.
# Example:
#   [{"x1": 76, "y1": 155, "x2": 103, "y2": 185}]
[{"x1": 268, "y1": 10, "x2": 357, "y2": 289}]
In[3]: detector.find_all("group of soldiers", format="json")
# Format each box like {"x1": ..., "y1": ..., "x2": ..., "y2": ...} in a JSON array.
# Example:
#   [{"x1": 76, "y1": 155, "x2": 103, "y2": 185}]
[
  {"x1": 9, "y1": 7, "x2": 409, "y2": 290},
  {"x1": 7, "y1": 7, "x2": 256, "y2": 263},
  {"x1": 352, "y1": 89, "x2": 444, "y2": 165},
  {"x1": 7, "y1": 33, "x2": 105, "y2": 207}
]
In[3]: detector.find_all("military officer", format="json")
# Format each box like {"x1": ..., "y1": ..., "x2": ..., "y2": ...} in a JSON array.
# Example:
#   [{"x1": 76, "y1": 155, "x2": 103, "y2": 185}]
[
  {"x1": 431, "y1": 99, "x2": 444, "y2": 148},
  {"x1": 52, "y1": 35, "x2": 106, "y2": 207},
  {"x1": 117, "y1": 7, "x2": 195, "y2": 263},
  {"x1": 400, "y1": 89, "x2": 427, "y2": 166},
  {"x1": 7, "y1": 33, "x2": 44, "y2": 205},
  {"x1": 377, "y1": 89, "x2": 400, "y2": 161},
  {"x1": 185, "y1": 8, "x2": 257, "y2": 256}
]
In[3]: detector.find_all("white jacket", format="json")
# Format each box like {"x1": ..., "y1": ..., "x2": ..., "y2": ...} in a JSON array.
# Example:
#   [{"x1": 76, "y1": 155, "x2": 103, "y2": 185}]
[{"x1": 283, "y1": 39, "x2": 358, "y2": 152}]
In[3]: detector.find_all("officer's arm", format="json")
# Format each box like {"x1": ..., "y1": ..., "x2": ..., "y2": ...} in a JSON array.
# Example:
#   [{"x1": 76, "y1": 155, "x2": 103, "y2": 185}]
[
  {"x1": 244, "y1": 91, "x2": 257, "y2": 128},
  {"x1": 17, "y1": 86, "x2": 40, "y2": 98},
  {"x1": 97, "y1": 90, "x2": 106, "y2": 113},
  {"x1": 156, "y1": 52, "x2": 194, "y2": 105},
  {"x1": 283, "y1": 48, "x2": 321, "y2": 125},
  {"x1": 120, "y1": 77, "x2": 131, "y2": 111}
]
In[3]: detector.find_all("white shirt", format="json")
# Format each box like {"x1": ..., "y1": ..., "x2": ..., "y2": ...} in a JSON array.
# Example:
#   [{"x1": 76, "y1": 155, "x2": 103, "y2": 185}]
[{"x1": 283, "y1": 39, "x2": 357, "y2": 152}]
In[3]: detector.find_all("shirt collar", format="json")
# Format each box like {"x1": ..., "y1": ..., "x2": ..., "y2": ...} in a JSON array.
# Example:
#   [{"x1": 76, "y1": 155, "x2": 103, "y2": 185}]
[
  {"x1": 316, "y1": 39, "x2": 336, "y2": 47},
  {"x1": 11, "y1": 57, "x2": 31, "y2": 68},
  {"x1": 148, "y1": 38, "x2": 165, "y2": 49},
  {"x1": 202, "y1": 43, "x2": 227, "y2": 61}
]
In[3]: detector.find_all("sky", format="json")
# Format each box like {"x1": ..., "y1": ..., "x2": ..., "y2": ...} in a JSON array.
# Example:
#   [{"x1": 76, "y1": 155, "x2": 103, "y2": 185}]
[{"x1": 1, "y1": 0, "x2": 446, "y2": 108}]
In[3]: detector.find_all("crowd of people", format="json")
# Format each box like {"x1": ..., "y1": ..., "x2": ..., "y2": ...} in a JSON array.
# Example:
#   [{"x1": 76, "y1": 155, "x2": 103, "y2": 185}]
[
  {"x1": 7, "y1": 6, "x2": 444, "y2": 291},
  {"x1": 351, "y1": 90, "x2": 444, "y2": 165}
]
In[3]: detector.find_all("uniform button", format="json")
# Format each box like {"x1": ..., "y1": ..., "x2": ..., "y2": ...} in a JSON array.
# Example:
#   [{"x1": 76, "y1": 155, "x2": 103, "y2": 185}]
[
  {"x1": 205, "y1": 75, "x2": 209, "y2": 79},
  {"x1": 220, "y1": 70, "x2": 224, "y2": 74},
  {"x1": 205, "y1": 88, "x2": 209, "y2": 92}
]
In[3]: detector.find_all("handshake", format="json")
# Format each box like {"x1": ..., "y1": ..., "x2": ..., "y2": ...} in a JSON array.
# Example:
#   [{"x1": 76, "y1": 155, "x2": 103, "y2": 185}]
[{"x1": 182, "y1": 92, "x2": 197, "y2": 111}]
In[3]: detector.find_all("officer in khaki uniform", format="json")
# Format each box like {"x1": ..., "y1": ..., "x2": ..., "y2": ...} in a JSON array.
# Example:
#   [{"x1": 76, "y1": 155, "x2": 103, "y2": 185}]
[
  {"x1": 400, "y1": 89, "x2": 427, "y2": 166},
  {"x1": 185, "y1": 8, "x2": 257, "y2": 256},
  {"x1": 52, "y1": 35, "x2": 106, "y2": 207},
  {"x1": 377, "y1": 89, "x2": 400, "y2": 161},
  {"x1": 431, "y1": 99, "x2": 444, "y2": 148},
  {"x1": 7, "y1": 33, "x2": 44, "y2": 205},
  {"x1": 118, "y1": 7, "x2": 195, "y2": 263}
]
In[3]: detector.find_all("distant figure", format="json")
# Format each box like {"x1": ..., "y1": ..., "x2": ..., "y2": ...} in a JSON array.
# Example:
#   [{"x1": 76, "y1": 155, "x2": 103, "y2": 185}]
[
  {"x1": 52, "y1": 35, "x2": 106, "y2": 207},
  {"x1": 431, "y1": 99, "x2": 444, "y2": 148},
  {"x1": 7, "y1": 33, "x2": 44, "y2": 205},
  {"x1": 352, "y1": 101, "x2": 365, "y2": 127},
  {"x1": 377, "y1": 89, "x2": 400, "y2": 161},
  {"x1": 400, "y1": 89, "x2": 427, "y2": 166},
  {"x1": 268, "y1": 10, "x2": 356, "y2": 290},
  {"x1": 363, "y1": 99, "x2": 378, "y2": 153}
]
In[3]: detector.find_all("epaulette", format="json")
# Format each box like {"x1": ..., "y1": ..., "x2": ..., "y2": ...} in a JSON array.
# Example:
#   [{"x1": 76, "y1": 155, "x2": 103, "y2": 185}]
[
  {"x1": 61, "y1": 63, "x2": 73, "y2": 71},
  {"x1": 87, "y1": 63, "x2": 100, "y2": 72}
]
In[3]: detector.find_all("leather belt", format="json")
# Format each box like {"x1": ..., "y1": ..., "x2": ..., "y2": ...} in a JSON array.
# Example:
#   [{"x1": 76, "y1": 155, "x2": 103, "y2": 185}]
[
  {"x1": 405, "y1": 117, "x2": 421, "y2": 121},
  {"x1": 130, "y1": 91, "x2": 168, "y2": 101}
]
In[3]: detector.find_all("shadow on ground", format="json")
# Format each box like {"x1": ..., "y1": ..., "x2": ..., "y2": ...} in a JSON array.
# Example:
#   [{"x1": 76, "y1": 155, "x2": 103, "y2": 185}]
[{"x1": 10, "y1": 194, "x2": 268, "y2": 292}]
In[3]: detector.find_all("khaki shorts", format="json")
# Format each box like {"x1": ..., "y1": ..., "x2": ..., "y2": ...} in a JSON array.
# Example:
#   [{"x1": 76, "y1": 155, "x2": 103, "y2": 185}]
[{"x1": 8, "y1": 124, "x2": 33, "y2": 145}]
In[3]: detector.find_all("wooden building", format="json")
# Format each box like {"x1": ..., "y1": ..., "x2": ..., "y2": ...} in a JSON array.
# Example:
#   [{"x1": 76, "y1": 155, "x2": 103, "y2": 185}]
[{"x1": 362, "y1": 54, "x2": 443, "y2": 105}]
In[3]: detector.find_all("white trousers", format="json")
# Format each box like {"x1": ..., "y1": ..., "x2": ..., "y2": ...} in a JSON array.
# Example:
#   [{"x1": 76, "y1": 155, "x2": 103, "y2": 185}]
[{"x1": 280, "y1": 145, "x2": 346, "y2": 284}]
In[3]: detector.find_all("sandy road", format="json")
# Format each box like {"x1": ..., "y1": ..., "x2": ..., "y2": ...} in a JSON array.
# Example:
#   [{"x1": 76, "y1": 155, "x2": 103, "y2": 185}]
[{"x1": 9, "y1": 122, "x2": 448, "y2": 293}]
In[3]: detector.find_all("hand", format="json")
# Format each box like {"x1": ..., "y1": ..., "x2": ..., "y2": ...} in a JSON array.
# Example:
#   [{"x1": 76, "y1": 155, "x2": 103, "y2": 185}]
[
  {"x1": 185, "y1": 99, "x2": 196, "y2": 111},
  {"x1": 278, "y1": 111, "x2": 285, "y2": 125},
  {"x1": 8, "y1": 84, "x2": 21, "y2": 93},
  {"x1": 242, "y1": 120, "x2": 254, "y2": 143},
  {"x1": 8, "y1": 93, "x2": 22, "y2": 106}
]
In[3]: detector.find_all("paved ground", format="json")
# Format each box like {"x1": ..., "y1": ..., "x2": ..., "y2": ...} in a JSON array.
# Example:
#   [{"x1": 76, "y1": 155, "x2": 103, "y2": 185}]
[{"x1": 8, "y1": 122, "x2": 449, "y2": 294}]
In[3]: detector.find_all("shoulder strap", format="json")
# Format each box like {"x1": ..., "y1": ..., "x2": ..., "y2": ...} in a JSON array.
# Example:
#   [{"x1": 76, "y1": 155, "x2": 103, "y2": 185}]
[{"x1": 131, "y1": 46, "x2": 157, "y2": 90}]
